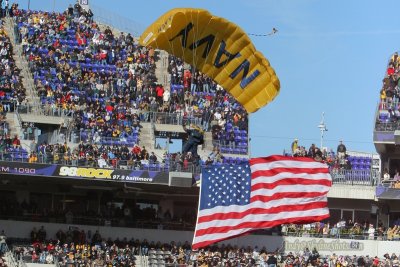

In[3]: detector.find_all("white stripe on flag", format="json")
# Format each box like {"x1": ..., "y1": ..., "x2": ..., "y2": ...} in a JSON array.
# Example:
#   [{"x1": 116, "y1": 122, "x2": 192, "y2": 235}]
[
  {"x1": 251, "y1": 185, "x2": 331, "y2": 197},
  {"x1": 198, "y1": 196, "x2": 328, "y2": 217},
  {"x1": 196, "y1": 207, "x2": 329, "y2": 231}
]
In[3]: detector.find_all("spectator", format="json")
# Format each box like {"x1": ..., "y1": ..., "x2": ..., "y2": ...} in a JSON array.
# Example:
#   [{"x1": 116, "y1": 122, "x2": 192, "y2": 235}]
[
  {"x1": 384, "y1": 169, "x2": 391, "y2": 181},
  {"x1": 149, "y1": 152, "x2": 157, "y2": 164},
  {"x1": 337, "y1": 140, "x2": 347, "y2": 159},
  {"x1": 395, "y1": 170, "x2": 400, "y2": 181},
  {"x1": 291, "y1": 139, "x2": 298, "y2": 154},
  {"x1": 368, "y1": 224, "x2": 375, "y2": 240}
]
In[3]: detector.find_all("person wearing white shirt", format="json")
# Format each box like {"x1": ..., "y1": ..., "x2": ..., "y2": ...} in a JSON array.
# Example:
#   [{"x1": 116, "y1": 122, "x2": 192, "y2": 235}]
[
  {"x1": 383, "y1": 169, "x2": 390, "y2": 181},
  {"x1": 368, "y1": 224, "x2": 375, "y2": 240},
  {"x1": 214, "y1": 110, "x2": 221, "y2": 121},
  {"x1": 163, "y1": 88, "x2": 170, "y2": 103}
]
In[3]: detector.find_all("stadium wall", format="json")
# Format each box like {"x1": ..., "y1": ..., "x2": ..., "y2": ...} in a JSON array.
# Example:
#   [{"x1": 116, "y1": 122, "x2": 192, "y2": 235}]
[{"x1": 1, "y1": 220, "x2": 399, "y2": 256}]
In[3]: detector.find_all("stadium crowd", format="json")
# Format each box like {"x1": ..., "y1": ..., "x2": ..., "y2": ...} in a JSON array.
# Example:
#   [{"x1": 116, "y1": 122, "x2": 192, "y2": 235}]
[
  {"x1": 5, "y1": 224, "x2": 400, "y2": 267},
  {"x1": 376, "y1": 52, "x2": 400, "y2": 130},
  {"x1": 289, "y1": 139, "x2": 375, "y2": 176}
]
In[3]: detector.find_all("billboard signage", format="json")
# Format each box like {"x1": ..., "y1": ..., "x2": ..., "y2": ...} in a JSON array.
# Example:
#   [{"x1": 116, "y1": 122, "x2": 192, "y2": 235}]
[{"x1": 0, "y1": 161, "x2": 169, "y2": 184}]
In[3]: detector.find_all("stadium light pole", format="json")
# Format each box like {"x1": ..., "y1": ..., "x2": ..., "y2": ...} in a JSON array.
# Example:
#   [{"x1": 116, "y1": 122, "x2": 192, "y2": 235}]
[
  {"x1": 28, "y1": 0, "x2": 30, "y2": 10},
  {"x1": 317, "y1": 112, "x2": 328, "y2": 149}
]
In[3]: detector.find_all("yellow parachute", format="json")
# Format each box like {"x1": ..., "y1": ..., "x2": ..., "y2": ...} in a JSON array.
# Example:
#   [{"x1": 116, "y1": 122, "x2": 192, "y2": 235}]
[{"x1": 139, "y1": 8, "x2": 280, "y2": 113}]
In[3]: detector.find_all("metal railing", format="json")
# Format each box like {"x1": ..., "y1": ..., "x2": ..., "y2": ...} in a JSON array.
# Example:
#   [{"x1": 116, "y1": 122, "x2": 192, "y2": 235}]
[
  {"x1": 15, "y1": 103, "x2": 73, "y2": 118},
  {"x1": 0, "y1": 150, "x2": 201, "y2": 173},
  {"x1": 330, "y1": 168, "x2": 379, "y2": 186},
  {"x1": 375, "y1": 120, "x2": 399, "y2": 132},
  {"x1": 151, "y1": 112, "x2": 185, "y2": 126}
]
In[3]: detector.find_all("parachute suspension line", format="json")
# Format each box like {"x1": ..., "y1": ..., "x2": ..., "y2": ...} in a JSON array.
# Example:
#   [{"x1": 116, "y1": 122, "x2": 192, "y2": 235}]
[
  {"x1": 193, "y1": 9, "x2": 213, "y2": 98},
  {"x1": 248, "y1": 28, "x2": 278, "y2": 37},
  {"x1": 189, "y1": 10, "x2": 195, "y2": 105}
]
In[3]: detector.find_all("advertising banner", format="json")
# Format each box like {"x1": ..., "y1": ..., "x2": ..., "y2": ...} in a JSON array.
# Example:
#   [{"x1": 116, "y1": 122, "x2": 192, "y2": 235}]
[{"x1": 0, "y1": 161, "x2": 169, "y2": 184}]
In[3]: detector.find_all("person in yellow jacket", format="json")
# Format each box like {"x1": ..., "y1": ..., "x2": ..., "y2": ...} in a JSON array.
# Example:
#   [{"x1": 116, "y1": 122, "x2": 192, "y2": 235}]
[
  {"x1": 291, "y1": 139, "x2": 299, "y2": 155},
  {"x1": 29, "y1": 153, "x2": 38, "y2": 163},
  {"x1": 0, "y1": 27, "x2": 7, "y2": 37},
  {"x1": 380, "y1": 88, "x2": 387, "y2": 109}
]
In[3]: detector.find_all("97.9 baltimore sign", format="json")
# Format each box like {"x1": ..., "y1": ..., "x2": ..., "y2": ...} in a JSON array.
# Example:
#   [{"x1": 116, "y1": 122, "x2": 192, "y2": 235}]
[{"x1": 0, "y1": 161, "x2": 169, "y2": 185}]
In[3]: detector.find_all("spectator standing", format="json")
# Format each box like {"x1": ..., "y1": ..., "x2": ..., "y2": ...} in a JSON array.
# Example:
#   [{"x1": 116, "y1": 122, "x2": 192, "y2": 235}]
[
  {"x1": 291, "y1": 139, "x2": 298, "y2": 154},
  {"x1": 368, "y1": 224, "x2": 375, "y2": 240},
  {"x1": 383, "y1": 169, "x2": 391, "y2": 181},
  {"x1": 337, "y1": 140, "x2": 347, "y2": 160}
]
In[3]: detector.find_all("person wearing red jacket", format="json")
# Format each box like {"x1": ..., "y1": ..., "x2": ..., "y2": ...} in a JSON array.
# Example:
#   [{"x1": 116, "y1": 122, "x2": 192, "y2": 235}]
[{"x1": 156, "y1": 85, "x2": 164, "y2": 105}]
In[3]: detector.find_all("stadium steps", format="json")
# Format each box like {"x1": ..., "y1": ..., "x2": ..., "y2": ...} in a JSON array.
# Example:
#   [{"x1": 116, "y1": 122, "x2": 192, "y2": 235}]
[
  {"x1": 3, "y1": 17, "x2": 41, "y2": 109},
  {"x1": 139, "y1": 122, "x2": 155, "y2": 149},
  {"x1": 154, "y1": 50, "x2": 170, "y2": 90},
  {"x1": 5, "y1": 112, "x2": 19, "y2": 137},
  {"x1": 203, "y1": 131, "x2": 214, "y2": 151}
]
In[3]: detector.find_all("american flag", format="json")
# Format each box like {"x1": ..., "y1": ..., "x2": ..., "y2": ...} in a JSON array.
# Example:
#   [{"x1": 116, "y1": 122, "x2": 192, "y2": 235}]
[{"x1": 192, "y1": 155, "x2": 332, "y2": 249}]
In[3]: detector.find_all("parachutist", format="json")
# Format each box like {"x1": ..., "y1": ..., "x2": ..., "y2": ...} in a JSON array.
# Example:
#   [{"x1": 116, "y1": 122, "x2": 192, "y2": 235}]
[{"x1": 182, "y1": 124, "x2": 204, "y2": 157}]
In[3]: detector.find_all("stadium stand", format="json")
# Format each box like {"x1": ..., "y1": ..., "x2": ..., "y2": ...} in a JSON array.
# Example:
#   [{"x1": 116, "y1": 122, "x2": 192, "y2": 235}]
[
  {"x1": 376, "y1": 52, "x2": 400, "y2": 131},
  {"x1": 15, "y1": 6, "x2": 155, "y2": 145}
]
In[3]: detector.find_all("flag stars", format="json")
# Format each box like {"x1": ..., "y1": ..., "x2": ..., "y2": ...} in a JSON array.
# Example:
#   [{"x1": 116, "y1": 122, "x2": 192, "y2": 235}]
[{"x1": 201, "y1": 163, "x2": 253, "y2": 209}]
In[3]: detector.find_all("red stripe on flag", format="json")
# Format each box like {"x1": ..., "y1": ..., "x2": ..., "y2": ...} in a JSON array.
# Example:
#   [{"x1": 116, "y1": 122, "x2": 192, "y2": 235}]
[
  {"x1": 250, "y1": 155, "x2": 319, "y2": 164},
  {"x1": 197, "y1": 201, "x2": 328, "y2": 224},
  {"x1": 251, "y1": 168, "x2": 330, "y2": 178},
  {"x1": 251, "y1": 178, "x2": 332, "y2": 190}
]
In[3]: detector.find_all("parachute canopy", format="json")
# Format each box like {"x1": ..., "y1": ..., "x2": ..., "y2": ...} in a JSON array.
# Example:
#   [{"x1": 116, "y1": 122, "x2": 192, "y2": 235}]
[{"x1": 139, "y1": 8, "x2": 280, "y2": 113}]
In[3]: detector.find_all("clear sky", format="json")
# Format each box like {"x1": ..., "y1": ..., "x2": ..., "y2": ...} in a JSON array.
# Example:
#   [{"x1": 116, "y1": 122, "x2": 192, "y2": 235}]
[{"x1": 16, "y1": 0, "x2": 399, "y2": 157}]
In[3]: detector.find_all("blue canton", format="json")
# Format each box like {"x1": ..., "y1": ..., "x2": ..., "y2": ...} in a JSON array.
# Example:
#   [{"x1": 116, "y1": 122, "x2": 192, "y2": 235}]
[{"x1": 200, "y1": 163, "x2": 252, "y2": 210}]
